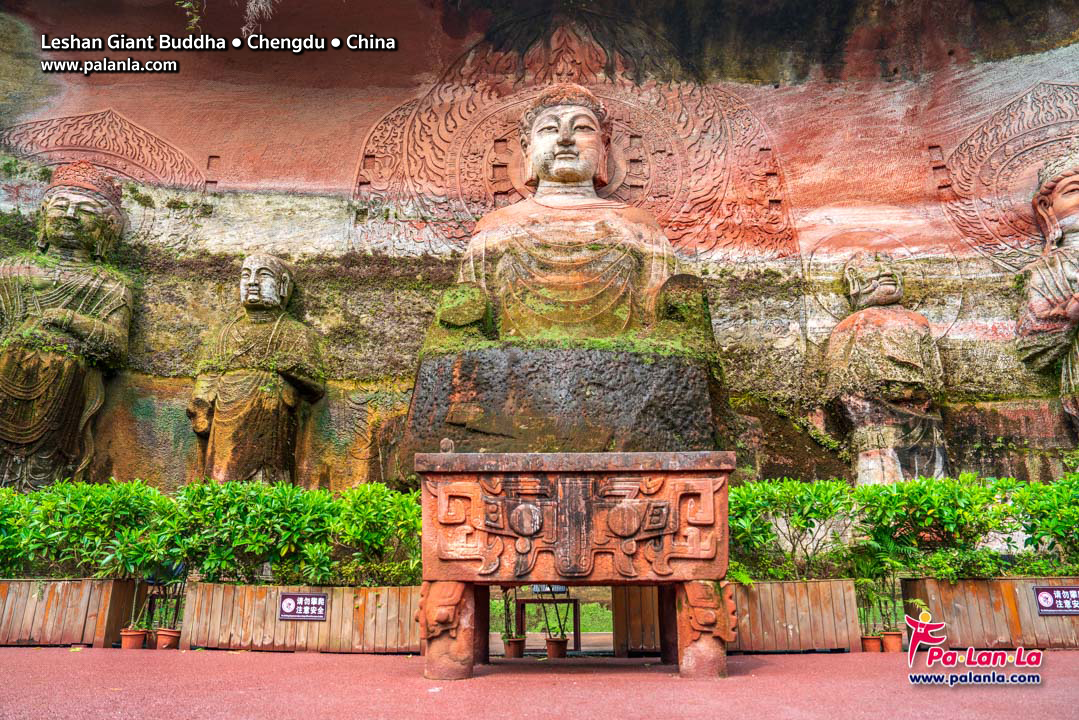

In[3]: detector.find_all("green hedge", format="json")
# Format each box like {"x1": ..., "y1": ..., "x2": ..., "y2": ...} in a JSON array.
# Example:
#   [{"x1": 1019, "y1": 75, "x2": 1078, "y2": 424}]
[
  {"x1": 0, "y1": 480, "x2": 421, "y2": 586},
  {"x1": 2, "y1": 474, "x2": 1076, "y2": 588},
  {"x1": 729, "y1": 474, "x2": 1079, "y2": 583}
]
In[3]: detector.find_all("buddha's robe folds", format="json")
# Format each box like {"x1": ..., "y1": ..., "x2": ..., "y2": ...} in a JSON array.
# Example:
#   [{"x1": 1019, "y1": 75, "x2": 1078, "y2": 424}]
[
  {"x1": 824, "y1": 304, "x2": 946, "y2": 479},
  {"x1": 459, "y1": 197, "x2": 676, "y2": 339},
  {"x1": 1016, "y1": 248, "x2": 1079, "y2": 419},
  {"x1": 0, "y1": 259, "x2": 130, "y2": 490},
  {"x1": 189, "y1": 313, "x2": 324, "y2": 484}
]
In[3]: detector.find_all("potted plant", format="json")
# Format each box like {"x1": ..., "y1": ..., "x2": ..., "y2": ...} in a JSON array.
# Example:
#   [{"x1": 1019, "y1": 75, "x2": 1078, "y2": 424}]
[
  {"x1": 154, "y1": 578, "x2": 186, "y2": 649},
  {"x1": 854, "y1": 578, "x2": 882, "y2": 652},
  {"x1": 121, "y1": 581, "x2": 149, "y2": 650},
  {"x1": 540, "y1": 599, "x2": 569, "y2": 659},
  {"x1": 499, "y1": 587, "x2": 526, "y2": 658}
]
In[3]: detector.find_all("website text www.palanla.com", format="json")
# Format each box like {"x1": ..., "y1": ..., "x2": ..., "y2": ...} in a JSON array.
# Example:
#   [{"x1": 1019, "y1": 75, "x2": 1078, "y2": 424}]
[
  {"x1": 909, "y1": 671, "x2": 1042, "y2": 687},
  {"x1": 41, "y1": 57, "x2": 178, "y2": 75}
]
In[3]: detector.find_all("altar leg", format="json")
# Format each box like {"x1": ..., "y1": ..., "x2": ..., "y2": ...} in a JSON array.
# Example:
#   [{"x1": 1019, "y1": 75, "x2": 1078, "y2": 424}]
[
  {"x1": 421, "y1": 581, "x2": 476, "y2": 680},
  {"x1": 675, "y1": 581, "x2": 728, "y2": 679},
  {"x1": 474, "y1": 585, "x2": 490, "y2": 664},
  {"x1": 658, "y1": 585, "x2": 678, "y2": 665}
]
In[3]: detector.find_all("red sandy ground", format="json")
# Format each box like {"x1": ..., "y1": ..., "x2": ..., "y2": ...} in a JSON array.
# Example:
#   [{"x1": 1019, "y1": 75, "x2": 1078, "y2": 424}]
[{"x1": 0, "y1": 648, "x2": 1076, "y2": 720}]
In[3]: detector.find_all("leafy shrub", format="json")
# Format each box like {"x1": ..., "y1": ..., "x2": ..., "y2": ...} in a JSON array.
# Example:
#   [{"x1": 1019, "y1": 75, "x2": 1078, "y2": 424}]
[
  {"x1": 0, "y1": 480, "x2": 421, "y2": 586},
  {"x1": 730, "y1": 479, "x2": 852, "y2": 580},
  {"x1": 852, "y1": 476, "x2": 1007, "y2": 554},
  {"x1": 1010, "y1": 473, "x2": 1079, "y2": 563},
  {"x1": 0, "y1": 481, "x2": 167, "y2": 579}
]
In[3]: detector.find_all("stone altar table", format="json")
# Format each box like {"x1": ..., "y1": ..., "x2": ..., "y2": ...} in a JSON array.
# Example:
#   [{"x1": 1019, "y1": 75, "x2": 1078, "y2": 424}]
[{"x1": 415, "y1": 450, "x2": 736, "y2": 680}]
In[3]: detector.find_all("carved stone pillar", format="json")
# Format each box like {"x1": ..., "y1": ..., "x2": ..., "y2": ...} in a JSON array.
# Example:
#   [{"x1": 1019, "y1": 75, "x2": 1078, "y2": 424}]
[
  {"x1": 674, "y1": 580, "x2": 737, "y2": 679},
  {"x1": 417, "y1": 581, "x2": 476, "y2": 680}
]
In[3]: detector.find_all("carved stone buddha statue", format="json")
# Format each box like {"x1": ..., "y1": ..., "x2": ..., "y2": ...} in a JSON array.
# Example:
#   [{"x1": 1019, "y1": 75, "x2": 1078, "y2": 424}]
[
  {"x1": 824, "y1": 251, "x2": 947, "y2": 484},
  {"x1": 456, "y1": 83, "x2": 676, "y2": 340},
  {"x1": 403, "y1": 84, "x2": 728, "y2": 459},
  {"x1": 0, "y1": 161, "x2": 132, "y2": 490},
  {"x1": 188, "y1": 253, "x2": 325, "y2": 484},
  {"x1": 1016, "y1": 145, "x2": 1079, "y2": 428}
]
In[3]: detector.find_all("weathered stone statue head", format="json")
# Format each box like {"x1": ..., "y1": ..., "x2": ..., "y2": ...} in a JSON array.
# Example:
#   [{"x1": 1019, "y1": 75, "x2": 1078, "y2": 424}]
[
  {"x1": 37, "y1": 161, "x2": 124, "y2": 260},
  {"x1": 1033, "y1": 143, "x2": 1079, "y2": 250},
  {"x1": 240, "y1": 253, "x2": 293, "y2": 312},
  {"x1": 844, "y1": 251, "x2": 903, "y2": 311},
  {"x1": 519, "y1": 83, "x2": 611, "y2": 188}
]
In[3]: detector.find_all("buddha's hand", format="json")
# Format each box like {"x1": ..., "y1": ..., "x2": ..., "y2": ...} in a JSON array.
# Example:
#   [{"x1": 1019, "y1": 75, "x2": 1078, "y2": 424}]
[
  {"x1": 187, "y1": 396, "x2": 213, "y2": 435},
  {"x1": 38, "y1": 307, "x2": 75, "y2": 332},
  {"x1": 1066, "y1": 293, "x2": 1079, "y2": 323},
  {"x1": 659, "y1": 273, "x2": 710, "y2": 325},
  {"x1": 437, "y1": 282, "x2": 488, "y2": 328}
]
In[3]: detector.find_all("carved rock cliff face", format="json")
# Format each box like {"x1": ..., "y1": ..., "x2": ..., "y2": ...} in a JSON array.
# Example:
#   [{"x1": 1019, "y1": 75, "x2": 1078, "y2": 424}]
[{"x1": 2, "y1": 0, "x2": 1079, "y2": 486}]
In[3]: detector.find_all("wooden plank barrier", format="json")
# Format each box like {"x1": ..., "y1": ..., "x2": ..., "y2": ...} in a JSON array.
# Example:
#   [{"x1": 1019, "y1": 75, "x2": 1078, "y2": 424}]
[
  {"x1": 0, "y1": 579, "x2": 138, "y2": 648},
  {"x1": 902, "y1": 577, "x2": 1079, "y2": 649},
  {"x1": 179, "y1": 583, "x2": 422, "y2": 653},
  {"x1": 613, "y1": 580, "x2": 862, "y2": 654}
]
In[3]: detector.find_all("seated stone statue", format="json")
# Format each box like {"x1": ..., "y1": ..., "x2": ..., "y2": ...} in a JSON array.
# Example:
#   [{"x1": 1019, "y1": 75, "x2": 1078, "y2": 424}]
[
  {"x1": 188, "y1": 253, "x2": 325, "y2": 483},
  {"x1": 824, "y1": 251, "x2": 947, "y2": 484},
  {"x1": 0, "y1": 161, "x2": 132, "y2": 490},
  {"x1": 404, "y1": 84, "x2": 726, "y2": 457},
  {"x1": 1016, "y1": 146, "x2": 1079, "y2": 427}
]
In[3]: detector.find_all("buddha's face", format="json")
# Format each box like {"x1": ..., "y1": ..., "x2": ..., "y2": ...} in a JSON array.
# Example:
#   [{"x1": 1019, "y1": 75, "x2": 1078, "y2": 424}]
[
  {"x1": 846, "y1": 259, "x2": 903, "y2": 310},
  {"x1": 40, "y1": 188, "x2": 122, "y2": 255},
  {"x1": 1048, "y1": 174, "x2": 1079, "y2": 240},
  {"x1": 527, "y1": 104, "x2": 603, "y2": 185},
  {"x1": 240, "y1": 257, "x2": 290, "y2": 310}
]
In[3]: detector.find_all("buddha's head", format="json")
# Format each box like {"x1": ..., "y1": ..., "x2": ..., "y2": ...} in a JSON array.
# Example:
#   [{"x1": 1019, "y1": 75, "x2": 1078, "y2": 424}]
[
  {"x1": 38, "y1": 161, "x2": 124, "y2": 259},
  {"x1": 1033, "y1": 142, "x2": 1079, "y2": 250},
  {"x1": 240, "y1": 253, "x2": 293, "y2": 312},
  {"x1": 519, "y1": 83, "x2": 610, "y2": 188},
  {"x1": 844, "y1": 251, "x2": 903, "y2": 311}
]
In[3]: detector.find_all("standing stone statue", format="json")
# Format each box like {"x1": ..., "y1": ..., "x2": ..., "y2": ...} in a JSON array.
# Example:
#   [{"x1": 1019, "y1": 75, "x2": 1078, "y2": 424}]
[
  {"x1": 1016, "y1": 146, "x2": 1079, "y2": 428},
  {"x1": 824, "y1": 251, "x2": 947, "y2": 484},
  {"x1": 0, "y1": 161, "x2": 132, "y2": 490},
  {"x1": 188, "y1": 253, "x2": 325, "y2": 484},
  {"x1": 405, "y1": 83, "x2": 725, "y2": 455}
]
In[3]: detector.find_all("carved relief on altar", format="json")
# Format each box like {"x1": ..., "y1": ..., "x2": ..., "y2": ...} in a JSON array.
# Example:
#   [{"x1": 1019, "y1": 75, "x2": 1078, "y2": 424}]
[
  {"x1": 416, "y1": 581, "x2": 468, "y2": 640},
  {"x1": 681, "y1": 580, "x2": 738, "y2": 644},
  {"x1": 934, "y1": 82, "x2": 1079, "y2": 272},
  {"x1": 353, "y1": 22, "x2": 796, "y2": 260},
  {"x1": 0, "y1": 109, "x2": 205, "y2": 190},
  {"x1": 416, "y1": 452, "x2": 733, "y2": 584}
]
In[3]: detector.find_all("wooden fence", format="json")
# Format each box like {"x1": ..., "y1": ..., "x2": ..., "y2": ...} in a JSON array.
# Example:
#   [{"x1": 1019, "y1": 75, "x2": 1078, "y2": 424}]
[
  {"x1": 613, "y1": 580, "x2": 862, "y2": 654},
  {"x1": 0, "y1": 579, "x2": 139, "y2": 648},
  {"x1": 903, "y1": 577, "x2": 1079, "y2": 649},
  {"x1": 179, "y1": 583, "x2": 422, "y2": 653}
]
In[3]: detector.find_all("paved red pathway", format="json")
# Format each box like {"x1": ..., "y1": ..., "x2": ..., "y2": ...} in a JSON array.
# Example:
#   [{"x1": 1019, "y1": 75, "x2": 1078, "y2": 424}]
[{"x1": 0, "y1": 648, "x2": 1075, "y2": 719}]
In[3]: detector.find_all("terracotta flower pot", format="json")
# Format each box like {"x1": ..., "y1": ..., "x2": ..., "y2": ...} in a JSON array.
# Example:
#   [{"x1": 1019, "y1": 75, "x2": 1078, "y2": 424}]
[
  {"x1": 545, "y1": 637, "x2": 568, "y2": 659},
  {"x1": 120, "y1": 629, "x2": 147, "y2": 650},
  {"x1": 155, "y1": 628, "x2": 182, "y2": 650},
  {"x1": 881, "y1": 631, "x2": 904, "y2": 653},
  {"x1": 503, "y1": 637, "x2": 526, "y2": 658},
  {"x1": 860, "y1": 635, "x2": 883, "y2": 652}
]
